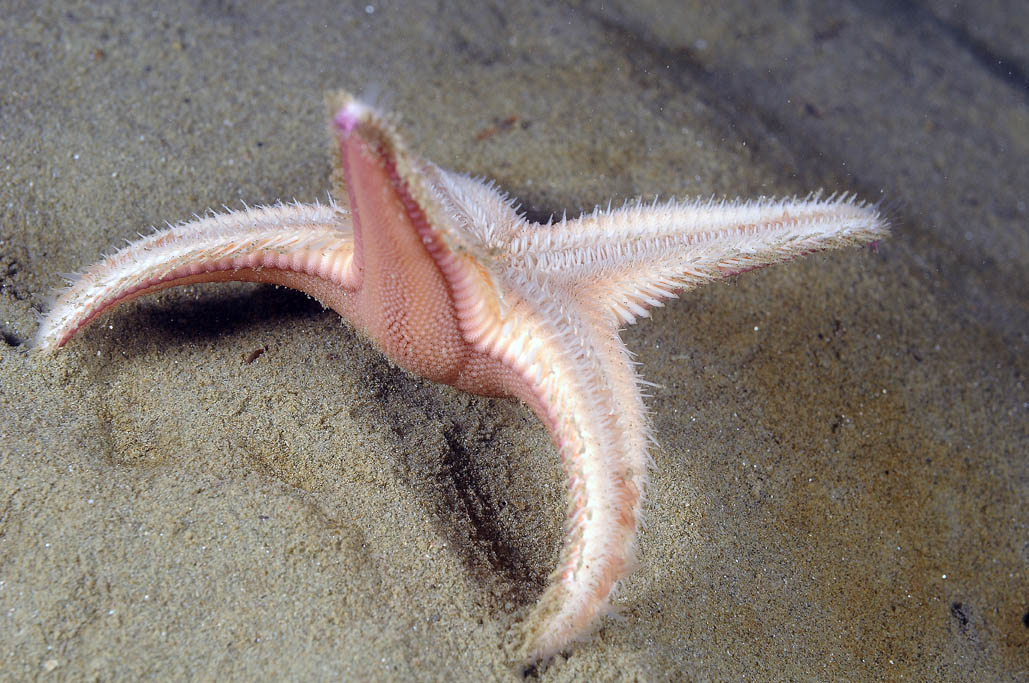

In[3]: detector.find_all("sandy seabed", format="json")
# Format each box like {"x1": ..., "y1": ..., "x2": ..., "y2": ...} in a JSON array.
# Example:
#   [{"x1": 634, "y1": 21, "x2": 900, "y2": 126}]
[{"x1": 1, "y1": 1, "x2": 1025, "y2": 680}]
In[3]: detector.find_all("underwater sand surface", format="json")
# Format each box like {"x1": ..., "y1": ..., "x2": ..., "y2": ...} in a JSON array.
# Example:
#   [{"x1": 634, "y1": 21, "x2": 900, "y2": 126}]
[{"x1": 1, "y1": 1, "x2": 1025, "y2": 679}]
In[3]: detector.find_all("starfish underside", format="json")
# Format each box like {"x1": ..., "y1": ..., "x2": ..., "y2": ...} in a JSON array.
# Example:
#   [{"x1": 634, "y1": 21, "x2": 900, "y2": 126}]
[{"x1": 35, "y1": 91, "x2": 888, "y2": 664}]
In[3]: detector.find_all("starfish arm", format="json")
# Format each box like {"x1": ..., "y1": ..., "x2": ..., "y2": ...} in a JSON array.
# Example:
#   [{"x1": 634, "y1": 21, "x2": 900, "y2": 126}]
[
  {"x1": 506, "y1": 194, "x2": 888, "y2": 325},
  {"x1": 34, "y1": 202, "x2": 354, "y2": 351},
  {"x1": 458, "y1": 277, "x2": 650, "y2": 662},
  {"x1": 327, "y1": 95, "x2": 651, "y2": 659}
]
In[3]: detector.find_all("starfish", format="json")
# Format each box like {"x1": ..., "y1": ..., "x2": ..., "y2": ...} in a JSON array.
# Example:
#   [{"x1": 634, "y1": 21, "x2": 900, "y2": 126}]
[{"x1": 35, "y1": 91, "x2": 888, "y2": 664}]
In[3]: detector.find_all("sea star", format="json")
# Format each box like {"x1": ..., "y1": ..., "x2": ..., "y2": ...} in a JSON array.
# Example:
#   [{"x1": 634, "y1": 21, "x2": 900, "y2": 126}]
[{"x1": 35, "y1": 91, "x2": 888, "y2": 664}]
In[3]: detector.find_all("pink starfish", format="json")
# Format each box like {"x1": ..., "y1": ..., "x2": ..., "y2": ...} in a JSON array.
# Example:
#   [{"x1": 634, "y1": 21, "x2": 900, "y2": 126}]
[{"x1": 36, "y1": 91, "x2": 888, "y2": 664}]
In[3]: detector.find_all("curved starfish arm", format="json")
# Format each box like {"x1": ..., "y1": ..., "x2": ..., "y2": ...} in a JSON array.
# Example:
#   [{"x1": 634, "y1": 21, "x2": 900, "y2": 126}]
[
  {"x1": 508, "y1": 194, "x2": 888, "y2": 325},
  {"x1": 34, "y1": 202, "x2": 354, "y2": 351},
  {"x1": 325, "y1": 93, "x2": 649, "y2": 659},
  {"x1": 458, "y1": 280, "x2": 651, "y2": 663}
]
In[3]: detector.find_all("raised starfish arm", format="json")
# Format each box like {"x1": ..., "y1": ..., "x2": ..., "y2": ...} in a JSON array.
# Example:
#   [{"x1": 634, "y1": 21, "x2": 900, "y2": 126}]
[
  {"x1": 508, "y1": 195, "x2": 888, "y2": 325},
  {"x1": 34, "y1": 202, "x2": 353, "y2": 351}
]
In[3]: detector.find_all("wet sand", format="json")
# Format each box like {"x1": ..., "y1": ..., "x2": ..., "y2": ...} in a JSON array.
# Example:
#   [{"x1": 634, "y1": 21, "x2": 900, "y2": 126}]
[{"x1": 1, "y1": 1, "x2": 1025, "y2": 679}]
